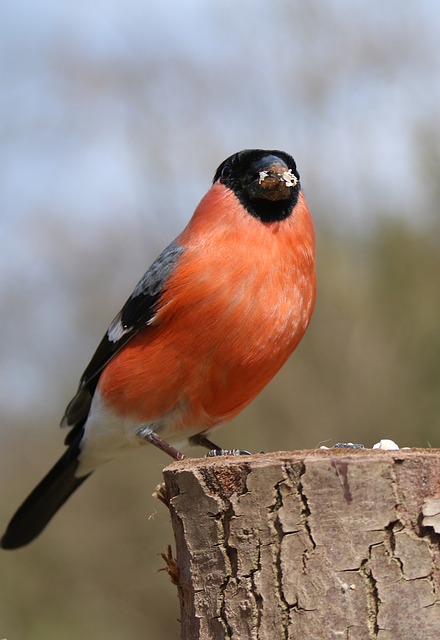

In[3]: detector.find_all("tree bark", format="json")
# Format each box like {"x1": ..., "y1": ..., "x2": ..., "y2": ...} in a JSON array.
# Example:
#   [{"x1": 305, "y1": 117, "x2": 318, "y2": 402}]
[{"x1": 163, "y1": 449, "x2": 440, "y2": 640}]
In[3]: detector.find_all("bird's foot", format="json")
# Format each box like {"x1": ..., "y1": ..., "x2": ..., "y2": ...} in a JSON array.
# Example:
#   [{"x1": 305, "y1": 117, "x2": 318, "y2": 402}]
[
  {"x1": 205, "y1": 448, "x2": 252, "y2": 457},
  {"x1": 189, "y1": 433, "x2": 251, "y2": 457}
]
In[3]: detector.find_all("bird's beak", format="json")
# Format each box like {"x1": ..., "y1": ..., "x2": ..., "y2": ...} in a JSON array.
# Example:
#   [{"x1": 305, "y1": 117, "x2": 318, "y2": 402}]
[{"x1": 247, "y1": 157, "x2": 298, "y2": 202}]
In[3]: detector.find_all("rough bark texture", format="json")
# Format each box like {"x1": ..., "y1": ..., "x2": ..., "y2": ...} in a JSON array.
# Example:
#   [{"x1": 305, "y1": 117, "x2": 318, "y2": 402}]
[{"x1": 162, "y1": 449, "x2": 440, "y2": 640}]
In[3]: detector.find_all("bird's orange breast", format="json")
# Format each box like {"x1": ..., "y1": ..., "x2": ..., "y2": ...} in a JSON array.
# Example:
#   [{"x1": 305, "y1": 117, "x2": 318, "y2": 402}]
[{"x1": 98, "y1": 183, "x2": 315, "y2": 435}]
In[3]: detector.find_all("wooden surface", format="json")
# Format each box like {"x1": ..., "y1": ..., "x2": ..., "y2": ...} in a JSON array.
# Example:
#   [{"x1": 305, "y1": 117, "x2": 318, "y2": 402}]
[{"x1": 163, "y1": 449, "x2": 440, "y2": 640}]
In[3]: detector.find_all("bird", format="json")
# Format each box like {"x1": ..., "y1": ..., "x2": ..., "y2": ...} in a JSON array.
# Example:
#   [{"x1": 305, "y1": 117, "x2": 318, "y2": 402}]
[{"x1": 1, "y1": 149, "x2": 316, "y2": 549}]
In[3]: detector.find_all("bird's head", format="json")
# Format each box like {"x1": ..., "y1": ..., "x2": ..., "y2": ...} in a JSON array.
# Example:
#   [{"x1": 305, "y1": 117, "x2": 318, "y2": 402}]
[{"x1": 213, "y1": 149, "x2": 301, "y2": 222}]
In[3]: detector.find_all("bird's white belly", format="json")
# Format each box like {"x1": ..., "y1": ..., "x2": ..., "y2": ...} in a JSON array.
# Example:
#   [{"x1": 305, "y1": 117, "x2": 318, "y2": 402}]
[{"x1": 76, "y1": 390, "x2": 164, "y2": 476}]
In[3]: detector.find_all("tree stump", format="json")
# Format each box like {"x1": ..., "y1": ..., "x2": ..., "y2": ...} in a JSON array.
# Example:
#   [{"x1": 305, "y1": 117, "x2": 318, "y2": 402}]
[{"x1": 162, "y1": 449, "x2": 440, "y2": 640}]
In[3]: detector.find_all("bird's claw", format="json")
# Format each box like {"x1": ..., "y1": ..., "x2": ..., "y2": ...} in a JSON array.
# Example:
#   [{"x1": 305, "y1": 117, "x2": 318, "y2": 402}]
[{"x1": 205, "y1": 448, "x2": 252, "y2": 457}]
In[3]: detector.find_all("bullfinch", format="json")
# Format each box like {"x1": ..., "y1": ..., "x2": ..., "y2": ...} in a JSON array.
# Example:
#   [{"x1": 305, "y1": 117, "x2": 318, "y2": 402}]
[{"x1": 1, "y1": 149, "x2": 316, "y2": 549}]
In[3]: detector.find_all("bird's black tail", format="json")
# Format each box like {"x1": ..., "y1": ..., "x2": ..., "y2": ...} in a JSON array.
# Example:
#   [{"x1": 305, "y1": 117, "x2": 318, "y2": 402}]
[{"x1": 1, "y1": 438, "x2": 92, "y2": 550}]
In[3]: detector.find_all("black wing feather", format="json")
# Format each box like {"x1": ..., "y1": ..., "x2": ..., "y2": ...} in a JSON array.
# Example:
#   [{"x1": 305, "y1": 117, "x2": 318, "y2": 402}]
[
  {"x1": 1, "y1": 427, "x2": 90, "y2": 549},
  {"x1": 1, "y1": 241, "x2": 185, "y2": 547},
  {"x1": 62, "y1": 241, "x2": 184, "y2": 431}
]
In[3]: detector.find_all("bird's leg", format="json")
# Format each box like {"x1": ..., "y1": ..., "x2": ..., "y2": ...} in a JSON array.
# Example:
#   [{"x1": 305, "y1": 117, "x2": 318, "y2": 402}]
[
  {"x1": 189, "y1": 433, "x2": 222, "y2": 452},
  {"x1": 141, "y1": 431, "x2": 186, "y2": 461},
  {"x1": 189, "y1": 433, "x2": 251, "y2": 457}
]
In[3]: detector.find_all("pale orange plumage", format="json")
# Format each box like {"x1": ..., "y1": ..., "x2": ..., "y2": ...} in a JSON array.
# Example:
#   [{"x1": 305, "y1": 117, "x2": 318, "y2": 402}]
[{"x1": 98, "y1": 183, "x2": 315, "y2": 436}]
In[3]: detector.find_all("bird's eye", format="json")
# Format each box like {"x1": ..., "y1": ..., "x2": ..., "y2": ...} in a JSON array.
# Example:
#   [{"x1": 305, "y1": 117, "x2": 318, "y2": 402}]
[{"x1": 221, "y1": 165, "x2": 232, "y2": 180}]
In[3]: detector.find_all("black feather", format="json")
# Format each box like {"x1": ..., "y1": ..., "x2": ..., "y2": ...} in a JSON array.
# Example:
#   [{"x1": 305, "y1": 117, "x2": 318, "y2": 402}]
[
  {"x1": 62, "y1": 240, "x2": 184, "y2": 429},
  {"x1": 1, "y1": 242, "x2": 185, "y2": 549},
  {"x1": 1, "y1": 433, "x2": 91, "y2": 549}
]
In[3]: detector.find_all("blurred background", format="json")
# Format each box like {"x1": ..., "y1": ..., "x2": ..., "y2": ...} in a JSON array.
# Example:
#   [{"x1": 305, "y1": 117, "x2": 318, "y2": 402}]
[{"x1": 1, "y1": 0, "x2": 440, "y2": 637}]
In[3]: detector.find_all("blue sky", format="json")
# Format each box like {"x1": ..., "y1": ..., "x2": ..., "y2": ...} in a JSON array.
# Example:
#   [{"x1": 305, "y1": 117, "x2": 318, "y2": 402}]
[
  {"x1": 1, "y1": 0, "x2": 440, "y2": 414},
  {"x1": 2, "y1": 0, "x2": 439, "y2": 226}
]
